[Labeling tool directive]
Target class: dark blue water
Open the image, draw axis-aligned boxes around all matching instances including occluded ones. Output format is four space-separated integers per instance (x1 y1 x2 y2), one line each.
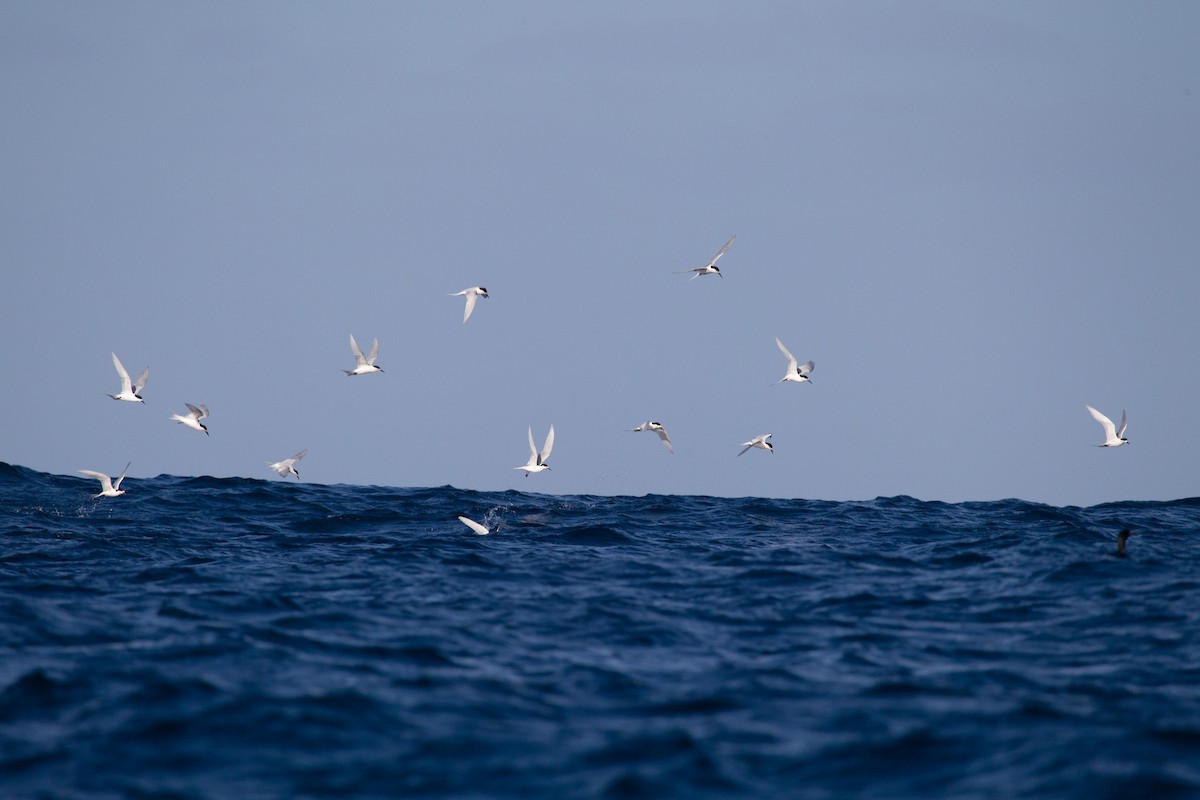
2 462 1199 799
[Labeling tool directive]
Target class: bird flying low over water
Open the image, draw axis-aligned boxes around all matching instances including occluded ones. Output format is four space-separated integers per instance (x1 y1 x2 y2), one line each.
515 425 554 476
450 287 489 323
108 352 149 402
344 334 383 376
79 462 131 497
1085 405 1129 447
170 403 209 435
458 515 490 535
737 433 773 457
775 337 814 385
269 448 308 479
630 421 673 453
677 235 735 279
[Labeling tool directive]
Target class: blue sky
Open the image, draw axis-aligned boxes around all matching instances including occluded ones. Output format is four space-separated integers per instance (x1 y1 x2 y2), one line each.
2 2 1197 505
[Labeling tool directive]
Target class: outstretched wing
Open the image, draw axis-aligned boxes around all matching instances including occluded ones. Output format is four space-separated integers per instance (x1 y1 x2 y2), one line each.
132 368 149 394
292 448 308 462
113 461 131 490
79 469 114 493
463 292 478 323
458 515 490 535
654 426 673 453
1117 410 1128 439
707 235 735 267
540 425 555 463
366 338 379 365
349 334 366 365
797 360 815 377
111 352 132 392
1085 405 1116 440
775 337 797 371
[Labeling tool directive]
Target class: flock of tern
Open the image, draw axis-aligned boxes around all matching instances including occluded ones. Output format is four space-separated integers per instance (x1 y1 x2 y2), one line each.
79 241 1130 521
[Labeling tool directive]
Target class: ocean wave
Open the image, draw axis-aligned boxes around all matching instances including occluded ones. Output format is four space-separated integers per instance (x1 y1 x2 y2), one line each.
2 462 1199 798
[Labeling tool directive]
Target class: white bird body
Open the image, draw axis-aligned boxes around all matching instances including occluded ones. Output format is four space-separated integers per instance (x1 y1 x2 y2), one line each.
738 433 774 457
170 403 209 435
515 425 554 476
775 337 815 384
1086 405 1129 447
269 448 308 478
677 235 735 279
108 352 149 402
344 335 383 375
79 462 131 497
450 287 489 323
458 515 490 535
630 421 673 453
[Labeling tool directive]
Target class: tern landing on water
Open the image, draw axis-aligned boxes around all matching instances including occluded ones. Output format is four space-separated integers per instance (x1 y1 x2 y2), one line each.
79 462 131 498
515 425 554 476
170 403 209 435
108 352 149 402
269 448 308 479
737 433 773 457
775 337 814 385
344 334 383 376
630 421 673 453
1085 405 1129 447
676 235 735 279
450 287 489 323
458 515 490 536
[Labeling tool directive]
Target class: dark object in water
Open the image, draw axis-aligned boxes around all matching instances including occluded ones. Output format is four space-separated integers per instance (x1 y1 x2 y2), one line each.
1115 528 1132 557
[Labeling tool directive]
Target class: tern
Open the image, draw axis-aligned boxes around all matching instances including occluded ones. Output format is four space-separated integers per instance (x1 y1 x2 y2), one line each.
450 287 489 323
458 515 490 536
677 235 735 279
737 433 773 457
775 337 815 384
1085 405 1129 447
269 448 308 479
514 425 554 476
108 352 149 402
630 421 673 453
79 462 131 498
170 403 210 435
344 334 383 376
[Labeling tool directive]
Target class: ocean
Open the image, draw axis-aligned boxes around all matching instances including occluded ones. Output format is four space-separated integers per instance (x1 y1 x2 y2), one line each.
2 461 1198 799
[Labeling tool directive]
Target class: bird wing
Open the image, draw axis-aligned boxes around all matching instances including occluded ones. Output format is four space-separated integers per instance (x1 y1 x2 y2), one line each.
1117 410 1128 439
132 368 149 394
655 427 673 453
113 461 131 490
797 360 815 376
349 334 366 365
292 448 308 462
737 443 753 457
707 235 735 267
111 352 132 392
185 403 205 419
1086 405 1116 441
458 515 490 535
463 292 478 323
540 425 555 463
775 337 797 371
367 338 379 365
630 422 649 432
79 470 114 493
